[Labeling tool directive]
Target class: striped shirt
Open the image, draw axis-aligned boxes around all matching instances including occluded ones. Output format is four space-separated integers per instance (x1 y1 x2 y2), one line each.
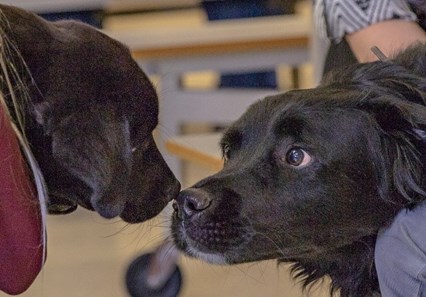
314 0 426 43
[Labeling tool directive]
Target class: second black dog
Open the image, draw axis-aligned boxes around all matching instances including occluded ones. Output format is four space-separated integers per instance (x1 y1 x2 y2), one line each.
1 5 180 223
172 44 426 297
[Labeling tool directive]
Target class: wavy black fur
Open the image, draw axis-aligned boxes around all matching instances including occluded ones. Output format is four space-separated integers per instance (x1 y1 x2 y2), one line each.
0 4 180 223
288 44 426 297
172 43 426 297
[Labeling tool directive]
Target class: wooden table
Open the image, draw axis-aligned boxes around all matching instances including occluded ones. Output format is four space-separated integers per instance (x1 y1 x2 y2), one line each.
115 15 310 61
165 132 223 172
106 13 311 180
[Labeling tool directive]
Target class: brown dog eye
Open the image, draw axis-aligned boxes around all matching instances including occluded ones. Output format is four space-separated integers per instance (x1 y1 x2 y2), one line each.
286 148 311 167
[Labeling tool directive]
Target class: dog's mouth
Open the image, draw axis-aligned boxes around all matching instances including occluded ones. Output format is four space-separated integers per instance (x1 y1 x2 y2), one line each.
172 217 230 264
117 177 181 223
47 191 79 214
173 216 326 264
172 220 229 264
46 174 181 223
171 200 326 264
171 208 255 264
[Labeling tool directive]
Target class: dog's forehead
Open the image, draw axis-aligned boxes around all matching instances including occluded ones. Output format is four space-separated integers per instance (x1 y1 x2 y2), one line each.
230 88 372 147
12 13 160 131
239 89 347 124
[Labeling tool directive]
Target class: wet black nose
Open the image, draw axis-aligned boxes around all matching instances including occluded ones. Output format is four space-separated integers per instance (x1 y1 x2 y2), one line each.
174 188 212 219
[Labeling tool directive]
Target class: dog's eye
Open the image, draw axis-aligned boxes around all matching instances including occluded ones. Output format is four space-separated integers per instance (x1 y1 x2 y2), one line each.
286 148 311 167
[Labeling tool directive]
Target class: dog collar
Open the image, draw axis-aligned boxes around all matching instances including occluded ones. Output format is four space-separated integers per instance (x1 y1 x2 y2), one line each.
0 104 44 295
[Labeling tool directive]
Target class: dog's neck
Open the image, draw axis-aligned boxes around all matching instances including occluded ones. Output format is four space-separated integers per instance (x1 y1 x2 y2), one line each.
284 235 379 297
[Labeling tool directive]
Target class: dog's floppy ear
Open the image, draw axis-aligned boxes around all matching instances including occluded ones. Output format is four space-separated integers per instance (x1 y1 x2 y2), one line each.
358 94 426 205
323 43 426 101
392 42 426 77
323 45 426 205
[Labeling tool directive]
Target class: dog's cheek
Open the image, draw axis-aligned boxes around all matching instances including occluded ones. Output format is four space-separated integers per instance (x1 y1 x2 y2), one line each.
50 109 133 219
51 134 130 218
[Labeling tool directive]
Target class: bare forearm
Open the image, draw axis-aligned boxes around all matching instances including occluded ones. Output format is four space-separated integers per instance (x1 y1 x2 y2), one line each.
346 19 426 62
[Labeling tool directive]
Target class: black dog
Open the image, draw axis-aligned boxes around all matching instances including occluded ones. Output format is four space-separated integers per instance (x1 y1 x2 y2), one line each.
0 5 180 223
172 43 426 297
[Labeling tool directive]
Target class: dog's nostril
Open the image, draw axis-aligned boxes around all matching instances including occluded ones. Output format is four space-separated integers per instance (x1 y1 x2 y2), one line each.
183 195 211 217
176 189 212 218
175 189 212 219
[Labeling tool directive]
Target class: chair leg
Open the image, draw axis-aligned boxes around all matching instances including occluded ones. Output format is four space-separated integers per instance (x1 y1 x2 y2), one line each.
126 241 182 297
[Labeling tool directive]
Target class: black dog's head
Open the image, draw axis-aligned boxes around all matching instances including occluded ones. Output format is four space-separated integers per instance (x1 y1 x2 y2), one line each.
172 44 426 296
1 5 180 223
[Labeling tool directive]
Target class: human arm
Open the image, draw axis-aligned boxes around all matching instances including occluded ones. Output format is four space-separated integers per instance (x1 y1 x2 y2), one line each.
315 0 426 62
346 19 426 62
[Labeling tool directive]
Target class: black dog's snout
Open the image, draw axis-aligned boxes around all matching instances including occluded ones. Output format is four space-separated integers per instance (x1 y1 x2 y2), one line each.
174 188 212 219
166 179 182 201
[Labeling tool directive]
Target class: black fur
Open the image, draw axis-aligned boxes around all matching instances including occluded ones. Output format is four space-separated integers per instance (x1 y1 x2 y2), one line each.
1 5 180 223
172 43 426 296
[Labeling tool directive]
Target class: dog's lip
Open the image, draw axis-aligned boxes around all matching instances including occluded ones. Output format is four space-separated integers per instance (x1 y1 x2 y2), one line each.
173 214 319 262
172 200 180 219
173 215 248 254
167 182 181 202
47 191 79 214
120 190 177 223
174 222 225 261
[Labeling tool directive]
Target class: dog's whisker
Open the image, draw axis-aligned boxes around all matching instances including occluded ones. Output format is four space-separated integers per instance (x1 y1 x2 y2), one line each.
127 228 155 251
158 239 178 263
102 223 134 238
255 232 288 258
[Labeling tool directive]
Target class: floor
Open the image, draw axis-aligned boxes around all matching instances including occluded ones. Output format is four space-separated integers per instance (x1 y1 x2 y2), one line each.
1 3 334 297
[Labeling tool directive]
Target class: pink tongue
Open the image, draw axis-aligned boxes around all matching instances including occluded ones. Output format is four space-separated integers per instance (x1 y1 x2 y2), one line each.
0 106 44 295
